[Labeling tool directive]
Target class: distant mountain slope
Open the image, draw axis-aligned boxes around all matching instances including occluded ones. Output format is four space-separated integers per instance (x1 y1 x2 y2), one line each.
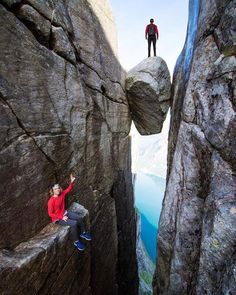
134 173 165 262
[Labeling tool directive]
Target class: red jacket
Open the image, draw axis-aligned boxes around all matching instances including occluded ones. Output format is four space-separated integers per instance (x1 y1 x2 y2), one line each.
145 24 159 38
48 182 74 222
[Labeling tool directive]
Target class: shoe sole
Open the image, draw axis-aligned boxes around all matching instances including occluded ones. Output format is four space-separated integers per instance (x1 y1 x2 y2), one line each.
81 237 91 241
74 243 86 251
77 247 85 251
80 235 92 241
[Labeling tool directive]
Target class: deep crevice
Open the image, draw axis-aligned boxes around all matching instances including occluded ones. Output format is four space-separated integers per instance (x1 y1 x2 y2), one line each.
206 70 236 82
79 56 126 94
84 82 127 106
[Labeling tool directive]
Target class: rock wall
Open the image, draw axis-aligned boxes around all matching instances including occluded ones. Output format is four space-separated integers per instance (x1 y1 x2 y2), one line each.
112 141 139 295
0 0 138 294
0 203 91 295
153 0 236 294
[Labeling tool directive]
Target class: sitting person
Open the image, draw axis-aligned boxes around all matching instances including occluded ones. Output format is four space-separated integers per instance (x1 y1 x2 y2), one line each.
48 174 91 251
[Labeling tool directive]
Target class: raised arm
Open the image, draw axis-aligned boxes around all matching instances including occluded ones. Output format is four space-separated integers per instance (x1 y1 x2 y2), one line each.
63 182 74 194
62 174 76 195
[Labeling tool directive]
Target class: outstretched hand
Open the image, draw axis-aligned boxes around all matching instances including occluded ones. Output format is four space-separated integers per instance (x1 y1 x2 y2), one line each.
70 174 76 183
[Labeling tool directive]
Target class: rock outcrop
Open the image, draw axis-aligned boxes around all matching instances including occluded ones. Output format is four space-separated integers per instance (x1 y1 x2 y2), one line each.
0 0 138 294
0 203 90 294
153 0 236 294
126 57 171 135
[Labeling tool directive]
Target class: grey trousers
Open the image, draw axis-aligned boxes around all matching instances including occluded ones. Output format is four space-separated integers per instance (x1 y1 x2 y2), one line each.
56 210 85 242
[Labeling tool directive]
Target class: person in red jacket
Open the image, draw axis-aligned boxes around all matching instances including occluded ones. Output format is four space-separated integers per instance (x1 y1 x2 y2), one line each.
145 18 159 57
48 174 91 251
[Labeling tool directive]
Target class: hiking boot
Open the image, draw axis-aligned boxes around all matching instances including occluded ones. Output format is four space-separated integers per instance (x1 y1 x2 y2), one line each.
74 240 86 251
80 232 92 241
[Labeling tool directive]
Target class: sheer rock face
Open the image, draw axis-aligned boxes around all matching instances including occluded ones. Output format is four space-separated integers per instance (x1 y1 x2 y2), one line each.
0 1 138 294
111 143 139 295
153 0 236 294
126 57 171 135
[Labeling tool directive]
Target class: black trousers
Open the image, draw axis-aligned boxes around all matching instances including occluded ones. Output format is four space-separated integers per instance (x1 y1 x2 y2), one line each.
56 210 85 242
148 36 157 57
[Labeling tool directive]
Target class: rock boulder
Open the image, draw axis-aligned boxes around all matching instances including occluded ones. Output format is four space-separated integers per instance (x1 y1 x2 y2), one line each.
126 57 171 135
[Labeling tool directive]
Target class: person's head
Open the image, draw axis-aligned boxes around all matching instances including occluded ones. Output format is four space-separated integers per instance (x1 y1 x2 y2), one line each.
150 18 154 23
50 184 62 196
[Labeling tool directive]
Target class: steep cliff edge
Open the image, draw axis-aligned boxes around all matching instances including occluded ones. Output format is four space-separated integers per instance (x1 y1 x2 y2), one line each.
153 0 236 294
0 0 138 294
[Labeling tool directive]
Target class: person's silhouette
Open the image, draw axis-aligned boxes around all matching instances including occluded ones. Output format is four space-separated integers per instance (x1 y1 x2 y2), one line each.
145 18 159 57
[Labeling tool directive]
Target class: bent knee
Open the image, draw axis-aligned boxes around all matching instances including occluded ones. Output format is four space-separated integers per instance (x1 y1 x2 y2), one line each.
69 220 78 227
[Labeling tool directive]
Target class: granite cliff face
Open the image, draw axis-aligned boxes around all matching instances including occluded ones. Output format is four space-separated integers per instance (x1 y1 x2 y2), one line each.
153 0 236 294
0 0 138 294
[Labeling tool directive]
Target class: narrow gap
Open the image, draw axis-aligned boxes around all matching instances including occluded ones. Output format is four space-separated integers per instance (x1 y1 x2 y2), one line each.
110 0 189 293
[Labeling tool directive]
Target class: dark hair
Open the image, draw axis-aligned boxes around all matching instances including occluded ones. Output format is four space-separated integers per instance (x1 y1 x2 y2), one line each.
150 18 154 23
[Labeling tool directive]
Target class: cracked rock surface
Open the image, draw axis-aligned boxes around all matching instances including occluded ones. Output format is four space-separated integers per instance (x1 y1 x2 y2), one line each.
0 1 138 294
153 0 236 294
126 56 171 135
0 203 90 295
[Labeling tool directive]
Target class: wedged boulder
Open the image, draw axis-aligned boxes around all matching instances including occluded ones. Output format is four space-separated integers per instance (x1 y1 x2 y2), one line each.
126 56 171 135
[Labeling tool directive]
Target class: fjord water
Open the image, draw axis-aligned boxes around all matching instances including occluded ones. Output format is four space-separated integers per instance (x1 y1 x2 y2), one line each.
134 173 166 262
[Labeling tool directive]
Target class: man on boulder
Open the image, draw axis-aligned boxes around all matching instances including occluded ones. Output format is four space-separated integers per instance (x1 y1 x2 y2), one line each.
145 18 159 57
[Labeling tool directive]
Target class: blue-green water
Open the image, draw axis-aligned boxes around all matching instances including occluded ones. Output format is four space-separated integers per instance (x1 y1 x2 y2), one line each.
134 173 166 263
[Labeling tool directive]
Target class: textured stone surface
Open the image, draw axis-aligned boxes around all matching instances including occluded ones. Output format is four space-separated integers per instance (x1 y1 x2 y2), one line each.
51 26 76 64
17 4 51 47
111 139 139 295
87 0 118 56
153 0 236 294
126 57 171 135
24 0 74 34
0 203 91 295
0 0 21 8
214 0 236 56
0 1 138 294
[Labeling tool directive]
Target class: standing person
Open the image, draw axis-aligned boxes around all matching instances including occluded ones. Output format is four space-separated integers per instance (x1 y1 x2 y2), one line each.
145 18 159 57
48 174 92 251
